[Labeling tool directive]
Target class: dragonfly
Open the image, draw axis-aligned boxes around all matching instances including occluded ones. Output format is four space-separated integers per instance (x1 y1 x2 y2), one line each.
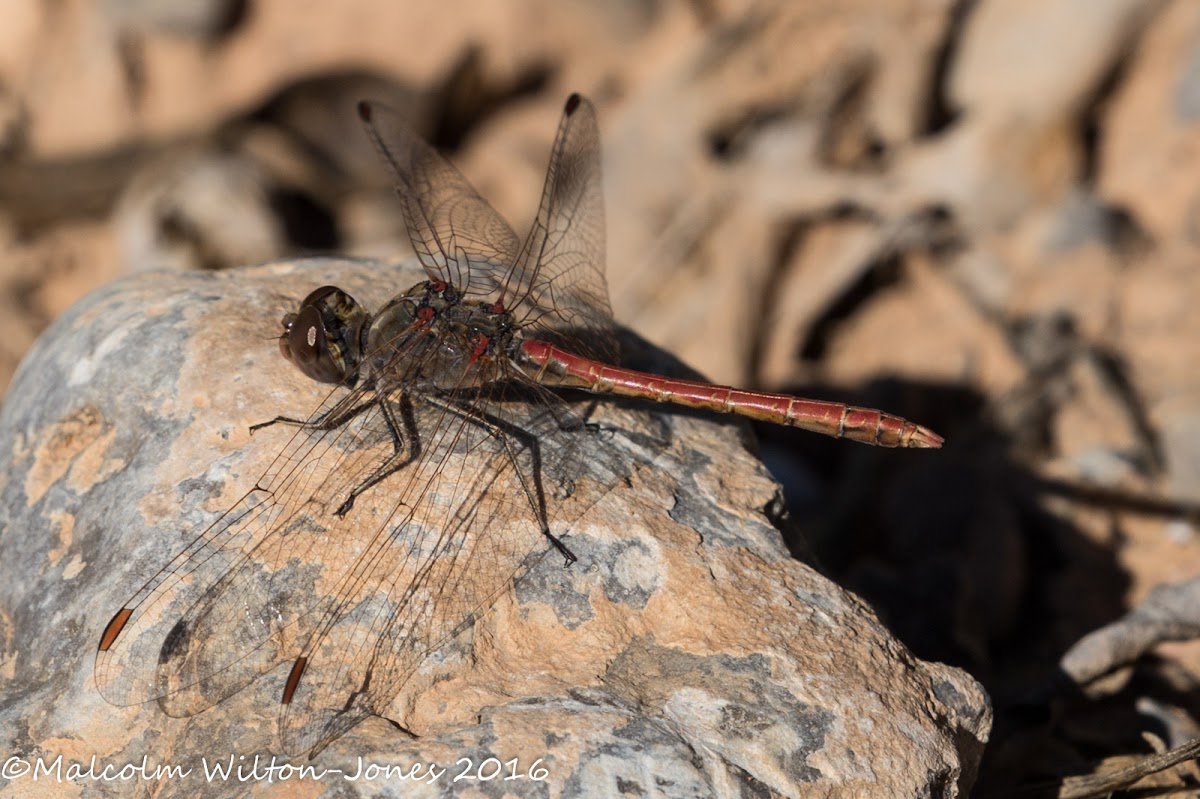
95 93 942 758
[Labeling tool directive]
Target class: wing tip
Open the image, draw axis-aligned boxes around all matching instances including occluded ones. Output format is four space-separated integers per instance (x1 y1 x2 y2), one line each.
356 100 373 123
564 92 582 115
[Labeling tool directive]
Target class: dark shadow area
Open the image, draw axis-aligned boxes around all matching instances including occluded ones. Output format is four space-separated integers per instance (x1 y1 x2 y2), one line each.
268 187 340 252
428 46 553 153
980 662 1200 795
750 373 1200 797
919 0 978 136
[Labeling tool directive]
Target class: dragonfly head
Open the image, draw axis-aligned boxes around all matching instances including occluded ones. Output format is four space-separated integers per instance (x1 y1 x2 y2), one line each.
279 286 368 385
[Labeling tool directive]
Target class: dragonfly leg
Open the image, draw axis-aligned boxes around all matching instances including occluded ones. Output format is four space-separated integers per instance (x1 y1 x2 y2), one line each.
249 393 381 434
424 394 577 567
333 395 421 517
250 390 423 517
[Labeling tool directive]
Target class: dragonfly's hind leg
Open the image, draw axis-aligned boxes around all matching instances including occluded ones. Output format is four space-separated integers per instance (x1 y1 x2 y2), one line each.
424 395 577 567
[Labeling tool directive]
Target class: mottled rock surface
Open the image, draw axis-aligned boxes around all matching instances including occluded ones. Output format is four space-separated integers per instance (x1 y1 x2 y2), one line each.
0 259 987 797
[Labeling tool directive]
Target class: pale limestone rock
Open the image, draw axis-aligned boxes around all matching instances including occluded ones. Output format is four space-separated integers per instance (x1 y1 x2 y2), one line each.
0 258 988 798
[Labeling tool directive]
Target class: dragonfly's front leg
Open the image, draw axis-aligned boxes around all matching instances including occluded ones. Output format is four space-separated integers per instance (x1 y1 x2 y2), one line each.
249 392 380 435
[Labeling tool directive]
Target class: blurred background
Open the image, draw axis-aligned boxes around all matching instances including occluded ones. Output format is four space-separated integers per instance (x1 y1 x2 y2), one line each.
2 0 1199 792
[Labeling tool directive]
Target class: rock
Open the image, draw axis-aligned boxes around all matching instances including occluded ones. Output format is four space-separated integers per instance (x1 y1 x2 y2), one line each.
103 0 247 40
114 145 286 273
1061 576 1200 690
1100 0 1200 244
0 258 988 797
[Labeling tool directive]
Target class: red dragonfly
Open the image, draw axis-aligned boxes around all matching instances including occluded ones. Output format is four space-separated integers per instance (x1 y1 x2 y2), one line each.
95 93 941 757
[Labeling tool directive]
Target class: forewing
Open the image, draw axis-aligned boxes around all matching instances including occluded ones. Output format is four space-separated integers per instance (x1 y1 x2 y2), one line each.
508 94 616 363
358 100 522 296
93 381 421 714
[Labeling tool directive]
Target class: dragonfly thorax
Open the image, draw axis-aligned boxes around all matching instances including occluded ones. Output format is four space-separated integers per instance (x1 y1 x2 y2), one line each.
363 280 517 391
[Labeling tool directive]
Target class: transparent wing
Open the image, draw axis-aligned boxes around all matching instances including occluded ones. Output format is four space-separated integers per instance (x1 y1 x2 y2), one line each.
277 391 551 755
507 94 616 364
278 381 628 757
357 100 523 296
93 327 454 712
93 382 403 710
360 94 615 364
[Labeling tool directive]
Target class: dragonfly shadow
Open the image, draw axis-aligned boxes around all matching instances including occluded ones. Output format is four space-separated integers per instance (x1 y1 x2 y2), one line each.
748 376 1187 796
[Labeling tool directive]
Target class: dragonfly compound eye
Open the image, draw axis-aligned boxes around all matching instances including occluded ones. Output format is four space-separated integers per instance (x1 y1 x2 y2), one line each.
280 286 368 385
